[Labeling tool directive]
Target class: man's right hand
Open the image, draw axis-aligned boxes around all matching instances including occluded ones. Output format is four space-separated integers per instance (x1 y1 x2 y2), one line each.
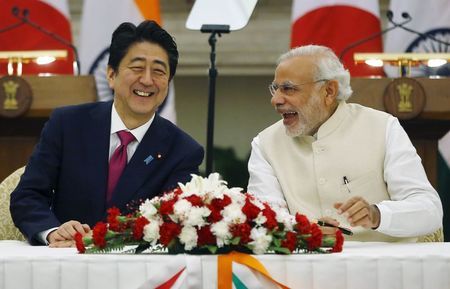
317 216 339 237
48 220 90 247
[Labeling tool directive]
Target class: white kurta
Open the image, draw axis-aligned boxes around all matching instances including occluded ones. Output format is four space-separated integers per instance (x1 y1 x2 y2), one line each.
248 101 442 241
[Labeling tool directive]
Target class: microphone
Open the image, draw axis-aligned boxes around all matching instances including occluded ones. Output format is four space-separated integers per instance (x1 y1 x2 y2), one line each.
10 6 80 75
0 7 24 33
386 11 450 47
339 11 412 61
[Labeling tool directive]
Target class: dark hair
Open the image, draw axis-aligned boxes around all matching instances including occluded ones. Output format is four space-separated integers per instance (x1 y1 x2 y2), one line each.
108 20 178 80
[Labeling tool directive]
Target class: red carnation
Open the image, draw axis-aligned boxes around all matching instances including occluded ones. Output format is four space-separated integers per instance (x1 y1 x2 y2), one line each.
92 222 108 248
159 222 182 246
207 195 232 223
262 204 278 230
207 204 223 222
173 187 183 196
331 230 344 253
231 223 252 244
307 223 323 251
197 226 216 246
107 207 121 232
159 198 177 216
295 213 311 234
74 232 86 253
242 196 261 220
210 195 232 209
185 195 203 207
281 231 297 252
133 216 150 240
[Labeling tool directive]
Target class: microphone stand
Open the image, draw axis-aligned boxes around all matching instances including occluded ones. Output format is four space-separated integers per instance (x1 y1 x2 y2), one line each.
386 12 450 47
385 11 450 75
339 12 412 61
11 7 80 75
200 24 230 176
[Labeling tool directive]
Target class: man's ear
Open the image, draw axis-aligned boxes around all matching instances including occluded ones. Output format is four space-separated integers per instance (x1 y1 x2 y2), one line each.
324 80 339 106
106 66 116 89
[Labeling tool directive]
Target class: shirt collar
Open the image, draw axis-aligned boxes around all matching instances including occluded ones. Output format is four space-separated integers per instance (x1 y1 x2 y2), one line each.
110 103 155 143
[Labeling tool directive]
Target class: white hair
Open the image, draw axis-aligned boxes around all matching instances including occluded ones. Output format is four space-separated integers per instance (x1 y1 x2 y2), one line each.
277 45 353 101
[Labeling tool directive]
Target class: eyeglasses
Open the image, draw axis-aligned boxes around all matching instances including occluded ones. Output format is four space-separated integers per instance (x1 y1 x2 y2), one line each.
268 79 328 96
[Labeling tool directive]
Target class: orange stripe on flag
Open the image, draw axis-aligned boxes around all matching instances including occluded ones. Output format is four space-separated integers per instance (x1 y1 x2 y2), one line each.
134 0 162 25
218 252 290 289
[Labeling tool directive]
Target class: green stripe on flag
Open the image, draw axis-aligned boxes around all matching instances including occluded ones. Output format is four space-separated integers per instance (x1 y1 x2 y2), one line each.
232 273 249 289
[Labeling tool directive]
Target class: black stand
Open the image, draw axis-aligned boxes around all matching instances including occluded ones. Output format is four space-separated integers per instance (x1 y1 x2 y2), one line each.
201 24 230 175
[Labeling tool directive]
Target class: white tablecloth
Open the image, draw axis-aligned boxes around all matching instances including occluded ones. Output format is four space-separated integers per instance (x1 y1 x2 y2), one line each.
0 240 449 289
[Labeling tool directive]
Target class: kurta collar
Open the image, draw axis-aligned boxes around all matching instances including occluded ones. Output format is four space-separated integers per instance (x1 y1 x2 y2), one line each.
316 100 348 140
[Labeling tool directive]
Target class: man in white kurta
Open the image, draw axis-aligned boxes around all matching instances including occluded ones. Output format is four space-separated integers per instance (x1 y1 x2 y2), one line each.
247 45 442 242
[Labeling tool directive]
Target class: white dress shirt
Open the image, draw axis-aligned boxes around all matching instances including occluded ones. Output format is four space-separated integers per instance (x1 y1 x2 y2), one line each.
109 103 154 161
248 117 443 237
39 103 155 244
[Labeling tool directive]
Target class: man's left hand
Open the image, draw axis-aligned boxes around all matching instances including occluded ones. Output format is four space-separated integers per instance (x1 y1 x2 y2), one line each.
49 240 75 248
334 196 380 229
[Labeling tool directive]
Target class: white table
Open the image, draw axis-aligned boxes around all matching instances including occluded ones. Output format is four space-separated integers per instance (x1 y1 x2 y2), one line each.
1 240 449 289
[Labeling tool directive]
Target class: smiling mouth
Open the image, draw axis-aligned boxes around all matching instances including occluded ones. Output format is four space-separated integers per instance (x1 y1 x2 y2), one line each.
133 89 155 97
282 111 298 119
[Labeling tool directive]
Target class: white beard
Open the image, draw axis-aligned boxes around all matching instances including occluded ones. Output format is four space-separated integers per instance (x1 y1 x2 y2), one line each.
284 93 330 137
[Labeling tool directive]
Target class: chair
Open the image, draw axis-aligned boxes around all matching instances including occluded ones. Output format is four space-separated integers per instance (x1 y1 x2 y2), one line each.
417 227 444 242
0 166 26 240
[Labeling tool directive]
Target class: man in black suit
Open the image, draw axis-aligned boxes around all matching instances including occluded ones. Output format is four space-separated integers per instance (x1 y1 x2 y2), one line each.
10 21 204 246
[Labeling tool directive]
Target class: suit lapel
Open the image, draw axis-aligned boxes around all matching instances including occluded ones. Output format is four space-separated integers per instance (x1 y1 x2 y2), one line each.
109 115 171 209
84 102 112 215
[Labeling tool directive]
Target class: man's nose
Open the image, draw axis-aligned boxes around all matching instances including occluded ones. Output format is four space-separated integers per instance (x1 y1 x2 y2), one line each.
271 92 285 106
140 69 154 85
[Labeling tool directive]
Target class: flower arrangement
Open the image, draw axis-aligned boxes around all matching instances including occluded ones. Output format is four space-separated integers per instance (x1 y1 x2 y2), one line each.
75 174 343 254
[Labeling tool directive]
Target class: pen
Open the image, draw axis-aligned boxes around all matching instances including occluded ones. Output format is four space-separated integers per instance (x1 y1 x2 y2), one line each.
317 220 353 236
343 176 351 193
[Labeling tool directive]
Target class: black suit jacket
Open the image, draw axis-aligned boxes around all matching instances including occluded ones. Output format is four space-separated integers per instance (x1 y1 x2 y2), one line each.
10 101 204 244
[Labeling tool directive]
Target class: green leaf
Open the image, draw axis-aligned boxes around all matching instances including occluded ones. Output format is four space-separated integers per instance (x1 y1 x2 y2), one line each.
321 236 335 247
273 238 281 247
206 245 218 254
231 236 241 245
272 247 291 254
272 231 285 238
85 243 125 254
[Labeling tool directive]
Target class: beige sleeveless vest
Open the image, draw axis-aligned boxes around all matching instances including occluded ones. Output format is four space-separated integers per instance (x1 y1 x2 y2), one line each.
259 101 415 242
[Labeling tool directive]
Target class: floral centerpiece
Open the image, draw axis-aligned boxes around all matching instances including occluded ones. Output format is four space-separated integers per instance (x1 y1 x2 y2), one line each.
75 173 343 254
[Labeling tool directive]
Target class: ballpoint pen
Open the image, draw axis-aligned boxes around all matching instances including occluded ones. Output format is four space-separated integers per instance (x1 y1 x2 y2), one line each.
317 220 353 236
343 176 351 193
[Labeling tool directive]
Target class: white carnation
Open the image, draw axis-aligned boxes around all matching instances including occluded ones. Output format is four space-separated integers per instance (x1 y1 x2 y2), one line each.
222 203 246 224
179 225 198 251
274 207 295 231
254 212 267 226
173 199 192 221
139 199 158 219
143 221 160 246
249 227 272 254
227 189 245 205
211 220 232 247
185 206 211 227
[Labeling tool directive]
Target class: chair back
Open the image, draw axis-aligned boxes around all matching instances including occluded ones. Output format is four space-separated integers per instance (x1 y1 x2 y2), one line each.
0 166 26 240
417 227 444 242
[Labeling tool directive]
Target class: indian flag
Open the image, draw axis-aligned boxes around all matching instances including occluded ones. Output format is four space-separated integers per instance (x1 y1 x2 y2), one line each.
79 0 176 123
291 0 384 77
0 0 74 75
384 0 450 77
385 0 450 241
